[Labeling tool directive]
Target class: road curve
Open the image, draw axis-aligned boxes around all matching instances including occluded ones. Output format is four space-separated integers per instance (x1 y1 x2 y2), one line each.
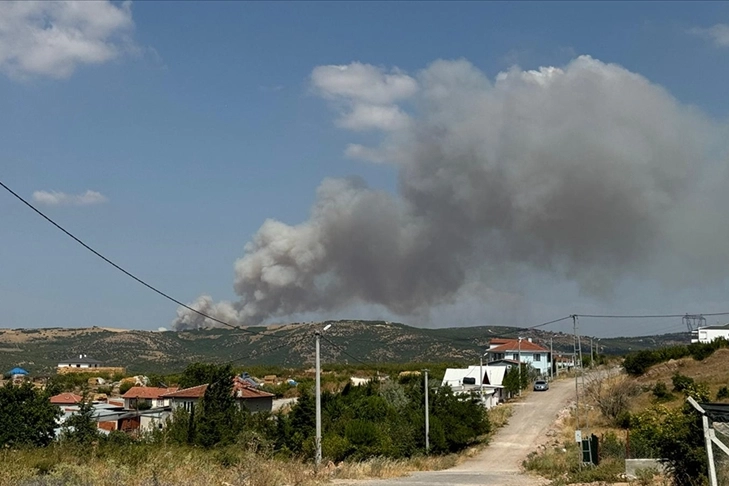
334 377 575 486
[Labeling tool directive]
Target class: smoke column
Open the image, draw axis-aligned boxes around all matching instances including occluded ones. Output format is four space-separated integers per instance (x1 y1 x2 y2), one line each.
173 56 729 330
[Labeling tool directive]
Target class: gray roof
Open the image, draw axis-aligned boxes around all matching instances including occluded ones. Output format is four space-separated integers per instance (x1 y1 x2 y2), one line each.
59 356 102 365
699 324 729 331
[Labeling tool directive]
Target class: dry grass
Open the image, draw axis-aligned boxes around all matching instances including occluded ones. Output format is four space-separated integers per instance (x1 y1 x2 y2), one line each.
487 403 514 429
0 446 326 486
330 454 460 480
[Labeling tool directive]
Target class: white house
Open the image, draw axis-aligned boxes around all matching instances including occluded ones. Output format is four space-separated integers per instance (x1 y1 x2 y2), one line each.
441 365 506 408
57 354 102 370
692 324 729 344
486 338 550 376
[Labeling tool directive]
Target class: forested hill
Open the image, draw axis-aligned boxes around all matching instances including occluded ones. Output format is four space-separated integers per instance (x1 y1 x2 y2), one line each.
0 320 688 374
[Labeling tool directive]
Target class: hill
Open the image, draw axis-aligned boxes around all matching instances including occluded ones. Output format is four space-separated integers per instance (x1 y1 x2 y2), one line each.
0 320 690 375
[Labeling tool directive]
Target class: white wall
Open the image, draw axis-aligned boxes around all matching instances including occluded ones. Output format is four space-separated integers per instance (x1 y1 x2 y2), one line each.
697 327 729 344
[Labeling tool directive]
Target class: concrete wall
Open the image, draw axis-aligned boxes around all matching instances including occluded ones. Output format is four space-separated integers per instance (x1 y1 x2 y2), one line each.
625 459 666 479
57 366 125 375
241 397 273 413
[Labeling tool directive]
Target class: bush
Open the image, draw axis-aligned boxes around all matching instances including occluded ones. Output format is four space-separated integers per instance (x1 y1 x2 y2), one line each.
600 431 626 461
717 386 729 400
672 373 695 393
118 381 134 395
652 382 674 402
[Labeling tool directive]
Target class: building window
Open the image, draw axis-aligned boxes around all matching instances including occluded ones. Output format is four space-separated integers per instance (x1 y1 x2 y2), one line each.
512 354 519 360
534 354 541 362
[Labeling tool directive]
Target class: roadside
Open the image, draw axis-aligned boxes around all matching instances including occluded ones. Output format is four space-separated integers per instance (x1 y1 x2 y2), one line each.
333 377 576 486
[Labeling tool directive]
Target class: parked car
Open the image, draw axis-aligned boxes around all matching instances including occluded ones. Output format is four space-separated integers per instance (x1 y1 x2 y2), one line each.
533 380 549 391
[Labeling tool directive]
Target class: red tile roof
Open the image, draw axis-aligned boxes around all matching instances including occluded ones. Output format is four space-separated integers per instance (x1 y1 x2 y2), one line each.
233 380 275 399
50 392 83 405
488 339 548 353
161 380 274 400
122 386 178 399
162 384 207 399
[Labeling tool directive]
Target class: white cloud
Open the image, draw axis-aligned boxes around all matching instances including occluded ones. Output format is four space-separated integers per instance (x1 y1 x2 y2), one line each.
689 24 729 48
0 1 135 79
311 62 417 133
311 62 418 104
32 190 108 206
337 104 411 131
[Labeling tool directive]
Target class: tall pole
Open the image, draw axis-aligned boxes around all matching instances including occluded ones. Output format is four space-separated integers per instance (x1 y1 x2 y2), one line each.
423 369 430 453
550 336 554 381
479 355 484 402
590 337 594 367
518 337 523 396
315 330 322 467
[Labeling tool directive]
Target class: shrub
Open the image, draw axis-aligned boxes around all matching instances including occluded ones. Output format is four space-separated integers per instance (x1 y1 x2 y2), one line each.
118 381 134 395
652 381 674 402
585 369 639 425
717 386 729 400
672 373 695 393
600 431 626 461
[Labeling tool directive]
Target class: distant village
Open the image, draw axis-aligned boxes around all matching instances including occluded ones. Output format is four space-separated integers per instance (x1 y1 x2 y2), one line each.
1 336 585 438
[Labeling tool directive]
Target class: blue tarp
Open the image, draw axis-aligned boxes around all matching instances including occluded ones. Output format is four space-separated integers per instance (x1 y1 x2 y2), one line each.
9 367 29 375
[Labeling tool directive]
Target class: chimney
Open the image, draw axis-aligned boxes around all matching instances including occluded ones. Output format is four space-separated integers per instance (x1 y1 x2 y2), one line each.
528 338 532 343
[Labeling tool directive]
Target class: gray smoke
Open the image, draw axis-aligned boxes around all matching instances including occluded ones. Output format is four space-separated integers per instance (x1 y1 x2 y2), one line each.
172 56 729 330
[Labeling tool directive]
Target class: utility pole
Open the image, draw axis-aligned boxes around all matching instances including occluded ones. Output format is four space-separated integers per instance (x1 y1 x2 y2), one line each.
518 337 523 396
479 354 484 402
550 336 554 381
423 369 430 453
315 323 332 468
590 337 594 368
315 330 322 467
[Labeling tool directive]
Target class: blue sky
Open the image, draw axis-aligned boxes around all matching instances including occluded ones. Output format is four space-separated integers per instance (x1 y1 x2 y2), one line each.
1 2 728 337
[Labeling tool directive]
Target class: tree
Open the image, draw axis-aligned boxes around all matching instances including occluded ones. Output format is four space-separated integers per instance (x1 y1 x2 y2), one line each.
179 362 222 389
62 397 99 445
0 382 60 447
585 368 640 425
195 364 243 447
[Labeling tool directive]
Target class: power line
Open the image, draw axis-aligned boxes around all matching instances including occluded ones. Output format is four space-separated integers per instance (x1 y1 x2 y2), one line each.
527 315 573 329
577 311 729 319
320 334 370 366
0 179 274 338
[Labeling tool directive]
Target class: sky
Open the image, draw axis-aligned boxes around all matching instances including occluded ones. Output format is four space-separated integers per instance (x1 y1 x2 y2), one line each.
1 1 729 338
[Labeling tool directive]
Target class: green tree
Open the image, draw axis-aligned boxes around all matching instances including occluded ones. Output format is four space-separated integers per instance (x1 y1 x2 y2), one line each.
195 364 243 447
0 382 60 447
118 381 134 395
179 362 222 389
62 395 99 445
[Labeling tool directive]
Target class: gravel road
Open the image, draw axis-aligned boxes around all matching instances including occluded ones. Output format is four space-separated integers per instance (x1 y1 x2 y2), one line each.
334 377 576 486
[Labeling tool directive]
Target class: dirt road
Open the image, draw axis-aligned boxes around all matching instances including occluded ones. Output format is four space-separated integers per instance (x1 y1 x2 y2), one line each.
335 378 575 486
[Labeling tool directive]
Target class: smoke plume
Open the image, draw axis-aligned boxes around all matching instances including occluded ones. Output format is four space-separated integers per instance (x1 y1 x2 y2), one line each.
173 56 729 330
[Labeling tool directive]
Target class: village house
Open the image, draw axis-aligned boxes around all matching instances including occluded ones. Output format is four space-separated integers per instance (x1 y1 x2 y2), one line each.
441 365 507 408
162 376 274 413
49 392 83 406
692 324 729 344
57 354 103 370
485 338 551 376
121 386 178 410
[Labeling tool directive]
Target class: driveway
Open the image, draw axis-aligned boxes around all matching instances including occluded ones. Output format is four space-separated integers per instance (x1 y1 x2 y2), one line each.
335 378 575 486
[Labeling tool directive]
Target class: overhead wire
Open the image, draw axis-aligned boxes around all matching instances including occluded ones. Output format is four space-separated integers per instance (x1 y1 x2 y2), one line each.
0 179 290 340
7 178 729 359
320 334 370 366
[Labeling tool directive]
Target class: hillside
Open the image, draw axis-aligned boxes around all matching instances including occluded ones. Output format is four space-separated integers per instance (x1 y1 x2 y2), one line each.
0 320 690 375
